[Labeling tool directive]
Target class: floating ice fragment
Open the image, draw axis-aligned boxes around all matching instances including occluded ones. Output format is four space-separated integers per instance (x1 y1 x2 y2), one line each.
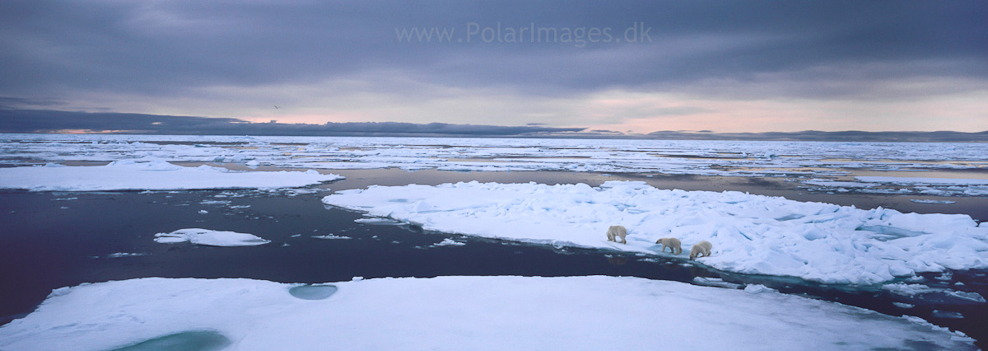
892 302 915 309
354 217 403 225
312 234 351 240
931 310 964 319
105 252 149 258
432 238 466 247
154 228 271 247
944 290 986 303
910 199 956 205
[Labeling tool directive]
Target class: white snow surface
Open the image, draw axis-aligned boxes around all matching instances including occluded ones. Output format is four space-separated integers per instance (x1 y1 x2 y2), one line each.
323 181 988 284
154 228 271 247
0 276 976 351
0 160 342 191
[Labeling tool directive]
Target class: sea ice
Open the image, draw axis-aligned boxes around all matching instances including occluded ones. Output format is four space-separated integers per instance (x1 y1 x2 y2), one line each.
353 217 404 225
311 234 351 240
0 276 975 350
892 302 915 309
154 228 271 247
0 160 343 191
910 199 957 204
857 176 988 186
323 181 988 284
431 238 465 247
104 252 149 259
3 134 986 194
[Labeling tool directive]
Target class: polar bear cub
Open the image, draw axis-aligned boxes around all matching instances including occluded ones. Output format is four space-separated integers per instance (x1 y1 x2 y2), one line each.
690 241 713 260
606 225 627 244
655 238 682 254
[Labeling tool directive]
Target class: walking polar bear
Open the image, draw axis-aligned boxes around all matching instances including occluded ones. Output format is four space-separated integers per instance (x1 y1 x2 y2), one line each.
690 241 713 260
606 225 627 244
655 238 682 254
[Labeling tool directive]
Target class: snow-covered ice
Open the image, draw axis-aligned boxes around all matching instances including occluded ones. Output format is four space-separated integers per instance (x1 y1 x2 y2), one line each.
154 228 271 247
323 181 988 284
0 160 343 191
0 276 976 351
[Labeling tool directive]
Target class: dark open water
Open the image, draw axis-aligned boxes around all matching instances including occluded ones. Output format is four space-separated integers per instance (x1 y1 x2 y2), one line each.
1 169 986 348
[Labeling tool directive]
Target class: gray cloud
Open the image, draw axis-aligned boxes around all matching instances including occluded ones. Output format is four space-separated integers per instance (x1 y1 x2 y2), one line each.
2 0 985 102
0 108 584 136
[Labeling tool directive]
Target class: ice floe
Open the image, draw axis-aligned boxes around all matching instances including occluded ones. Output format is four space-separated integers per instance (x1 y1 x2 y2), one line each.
104 252 149 259
353 217 404 225
0 276 976 350
154 228 271 247
910 199 957 204
323 181 988 284
0 160 342 191
431 238 466 247
893 302 915 309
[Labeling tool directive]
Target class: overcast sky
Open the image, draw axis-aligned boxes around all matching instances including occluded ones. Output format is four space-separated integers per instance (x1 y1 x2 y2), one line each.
1 1 986 133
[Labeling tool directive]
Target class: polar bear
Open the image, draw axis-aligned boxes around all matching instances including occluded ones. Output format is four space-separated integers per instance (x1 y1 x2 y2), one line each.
655 237 682 254
606 225 627 244
690 241 712 260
